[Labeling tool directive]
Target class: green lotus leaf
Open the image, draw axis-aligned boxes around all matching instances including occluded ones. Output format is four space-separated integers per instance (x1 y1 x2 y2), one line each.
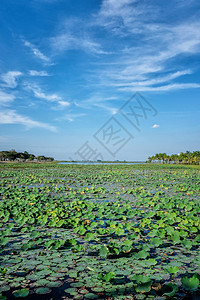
150 237 163 247
85 293 98 299
135 250 149 259
135 281 152 293
99 245 109 258
47 281 63 288
103 272 115 282
167 266 179 274
64 288 78 295
68 271 77 278
131 275 151 284
35 287 51 294
91 287 104 292
0 237 9 246
13 289 29 298
70 282 84 287
181 275 199 291
163 283 178 297
34 279 50 286
115 227 125 236
0 285 10 292
171 232 181 244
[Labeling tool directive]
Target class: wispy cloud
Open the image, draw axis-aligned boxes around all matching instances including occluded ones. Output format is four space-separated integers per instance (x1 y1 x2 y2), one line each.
101 70 192 88
58 100 70 107
99 0 138 20
29 70 50 76
93 103 118 115
90 1 200 92
74 94 119 113
0 109 56 131
24 40 50 62
63 113 86 122
50 18 110 55
152 124 160 128
1 71 22 88
51 33 108 55
119 83 200 92
24 83 71 109
0 91 15 106
25 83 61 101
49 1 200 93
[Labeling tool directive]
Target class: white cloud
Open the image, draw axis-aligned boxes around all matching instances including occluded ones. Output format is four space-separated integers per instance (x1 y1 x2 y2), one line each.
29 70 50 76
50 17 110 55
102 70 192 88
99 0 137 18
73 95 119 113
93 103 118 115
0 110 56 131
0 91 15 106
118 83 200 92
152 124 160 128
24 40 50 62
92 1 200 92
58 101 70 107
51 33 108 55
25 84 62 101
1 71 22 88
98 0 154 35
64 113 86 122
24 83 71 109
33 90 61 101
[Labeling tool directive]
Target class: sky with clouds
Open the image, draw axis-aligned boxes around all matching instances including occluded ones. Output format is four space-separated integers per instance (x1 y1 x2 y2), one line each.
0 0 200 160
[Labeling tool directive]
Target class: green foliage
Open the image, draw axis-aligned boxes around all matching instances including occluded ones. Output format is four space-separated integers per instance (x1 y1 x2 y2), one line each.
13 289 29 298
99 245 109 258
182 275 199 291
98 272 115 282
163 283 178 297
0 163 199 299
167 266 179 274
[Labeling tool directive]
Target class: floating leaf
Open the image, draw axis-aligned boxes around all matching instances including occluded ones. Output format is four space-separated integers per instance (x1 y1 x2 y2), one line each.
167 266 179 274
163 283 178 297
99 245 109 258
36 287 51 294
85 293 98 299
150 237 163 247
131 275 151 284
135 281 152 293
182 275 199 291
103 272 115 282
13 289 29 298
135 250 149 259
64 288 78 296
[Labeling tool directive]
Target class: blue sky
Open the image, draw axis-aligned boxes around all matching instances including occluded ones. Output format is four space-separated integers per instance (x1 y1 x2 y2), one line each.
0 0 200 160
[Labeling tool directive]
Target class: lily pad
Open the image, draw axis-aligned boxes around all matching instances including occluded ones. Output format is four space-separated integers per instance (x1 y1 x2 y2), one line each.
181 275 199 291
13 289 29 298
35 287 51 294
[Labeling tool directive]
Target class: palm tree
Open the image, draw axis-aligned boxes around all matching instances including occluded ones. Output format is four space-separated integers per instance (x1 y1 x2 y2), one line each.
148 151 200 165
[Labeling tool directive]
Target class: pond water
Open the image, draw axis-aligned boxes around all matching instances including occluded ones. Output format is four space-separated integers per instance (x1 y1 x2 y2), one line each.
58 161 146 165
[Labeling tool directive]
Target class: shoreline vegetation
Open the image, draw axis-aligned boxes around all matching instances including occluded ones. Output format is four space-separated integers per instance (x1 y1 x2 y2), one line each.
0 149 199 165
148 151 200 165
0 150 54 162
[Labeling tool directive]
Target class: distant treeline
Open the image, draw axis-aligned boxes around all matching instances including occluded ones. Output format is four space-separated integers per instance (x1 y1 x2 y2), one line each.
0 150 54 162
148 151 200 165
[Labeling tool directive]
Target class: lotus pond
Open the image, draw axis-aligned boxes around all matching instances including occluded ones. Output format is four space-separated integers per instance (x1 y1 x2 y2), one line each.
0 163 200 299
